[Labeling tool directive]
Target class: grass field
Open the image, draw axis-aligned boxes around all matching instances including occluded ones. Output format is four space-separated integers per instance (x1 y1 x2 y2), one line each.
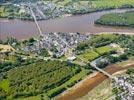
95 46 115 55
91 0 134 9
58 0 134 9
77 45 115 62
95 11 134 27
0 79 9 92
78 49 99 62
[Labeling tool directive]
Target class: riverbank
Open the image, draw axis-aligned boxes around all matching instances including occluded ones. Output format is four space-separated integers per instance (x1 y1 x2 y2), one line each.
78 68 130 100
99 32 134 35
1 0 134 21
55 61 134 100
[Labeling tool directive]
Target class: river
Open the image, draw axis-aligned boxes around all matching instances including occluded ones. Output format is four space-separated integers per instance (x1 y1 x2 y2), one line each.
0 8 134 40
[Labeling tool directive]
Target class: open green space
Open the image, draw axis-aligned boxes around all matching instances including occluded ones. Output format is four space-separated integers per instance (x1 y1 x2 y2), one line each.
78 49 99 62
0 79 9 92
76 34 119 51
0 60 90 99
76 33 134 65
90 0 134 9
95 46 115 55
95 11 134 27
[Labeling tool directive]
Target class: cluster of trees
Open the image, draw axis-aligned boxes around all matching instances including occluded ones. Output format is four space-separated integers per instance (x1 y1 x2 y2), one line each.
0 52 38 78
22 38 36 46
77 34 134 58
108 54 128 63
0 60 81 99
77 34 134 69
126 68 134 75
76 34 119 51
0 58 36 74
95 53 128 69
117 34 134 56
0 37 20 50
39 48 50 57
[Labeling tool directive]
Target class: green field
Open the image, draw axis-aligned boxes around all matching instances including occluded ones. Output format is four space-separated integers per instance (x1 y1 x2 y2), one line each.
0 79 9 92
76 34 120 62
77 46 115 62
78 49 99 62
76 34 119 51
0 60 91 99
95 11 134 27
95 46 115 55
91 0 134 9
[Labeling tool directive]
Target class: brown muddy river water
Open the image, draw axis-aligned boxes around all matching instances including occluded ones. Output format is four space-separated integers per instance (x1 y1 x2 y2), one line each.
0 9 134 40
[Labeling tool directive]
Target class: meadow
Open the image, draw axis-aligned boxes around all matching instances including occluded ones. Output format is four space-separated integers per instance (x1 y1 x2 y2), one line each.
78 49 99 62
95 46 115 55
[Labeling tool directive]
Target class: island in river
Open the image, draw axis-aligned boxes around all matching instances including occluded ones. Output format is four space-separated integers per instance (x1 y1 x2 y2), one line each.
95 11 134 27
